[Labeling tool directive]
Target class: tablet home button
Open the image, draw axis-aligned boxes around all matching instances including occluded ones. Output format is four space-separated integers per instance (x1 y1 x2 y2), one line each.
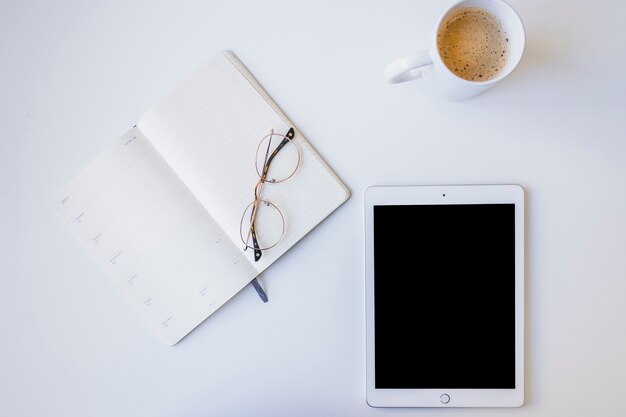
440 393 450 404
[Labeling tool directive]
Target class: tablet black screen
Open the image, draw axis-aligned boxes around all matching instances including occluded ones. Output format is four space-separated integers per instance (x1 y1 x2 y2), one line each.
373 204 516 389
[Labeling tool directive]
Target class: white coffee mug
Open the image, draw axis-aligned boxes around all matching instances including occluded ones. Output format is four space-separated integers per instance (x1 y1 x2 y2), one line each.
385 0 525 101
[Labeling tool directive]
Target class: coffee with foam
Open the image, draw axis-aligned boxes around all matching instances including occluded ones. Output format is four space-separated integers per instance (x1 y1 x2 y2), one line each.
437 7 510 82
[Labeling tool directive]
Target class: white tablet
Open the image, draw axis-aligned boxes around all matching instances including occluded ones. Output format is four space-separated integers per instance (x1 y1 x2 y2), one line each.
365 185 524 407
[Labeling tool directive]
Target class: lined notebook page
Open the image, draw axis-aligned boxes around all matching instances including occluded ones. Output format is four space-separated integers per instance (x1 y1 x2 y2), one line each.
138 52 349 272
54 128 256 345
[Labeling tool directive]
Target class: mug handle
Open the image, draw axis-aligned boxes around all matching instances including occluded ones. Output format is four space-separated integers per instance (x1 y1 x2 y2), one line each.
385 50 433 83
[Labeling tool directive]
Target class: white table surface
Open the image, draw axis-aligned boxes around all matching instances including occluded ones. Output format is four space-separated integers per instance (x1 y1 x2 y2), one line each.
2 0 625 416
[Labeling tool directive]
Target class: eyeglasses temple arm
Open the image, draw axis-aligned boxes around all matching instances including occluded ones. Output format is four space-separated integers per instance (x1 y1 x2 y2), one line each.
262 128 295 175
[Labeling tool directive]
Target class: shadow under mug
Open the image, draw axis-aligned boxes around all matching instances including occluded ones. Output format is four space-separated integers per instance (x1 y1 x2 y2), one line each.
385 0 525 101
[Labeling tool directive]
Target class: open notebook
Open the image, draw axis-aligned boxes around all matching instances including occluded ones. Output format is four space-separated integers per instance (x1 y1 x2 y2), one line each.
55 51 349 345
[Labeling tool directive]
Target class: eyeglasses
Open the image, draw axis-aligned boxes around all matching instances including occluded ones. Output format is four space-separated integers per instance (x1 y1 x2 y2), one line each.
239 127 300 301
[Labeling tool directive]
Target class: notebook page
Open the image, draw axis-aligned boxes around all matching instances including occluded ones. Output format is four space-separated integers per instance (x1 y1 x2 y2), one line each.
138 52 349 272
224 51 350 198
54 127 256 345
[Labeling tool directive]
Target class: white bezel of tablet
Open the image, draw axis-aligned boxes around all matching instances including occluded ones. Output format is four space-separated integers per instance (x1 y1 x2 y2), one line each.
365 185 524 408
